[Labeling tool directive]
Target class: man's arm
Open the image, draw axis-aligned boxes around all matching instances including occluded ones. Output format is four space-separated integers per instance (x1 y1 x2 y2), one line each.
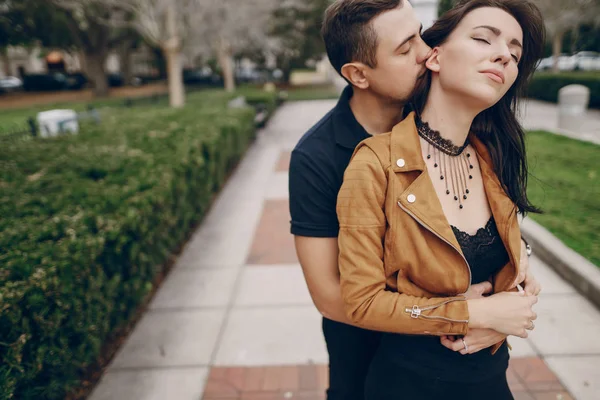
294 236 356 325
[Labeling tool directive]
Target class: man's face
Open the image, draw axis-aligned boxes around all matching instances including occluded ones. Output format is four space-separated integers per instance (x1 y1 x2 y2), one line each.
364 2 431 103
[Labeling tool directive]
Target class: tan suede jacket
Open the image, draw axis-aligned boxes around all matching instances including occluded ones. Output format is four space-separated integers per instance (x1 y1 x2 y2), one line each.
337 112 521 348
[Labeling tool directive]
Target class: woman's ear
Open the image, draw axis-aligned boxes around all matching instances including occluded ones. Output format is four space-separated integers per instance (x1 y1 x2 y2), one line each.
341 63 370 90
425 47 442 73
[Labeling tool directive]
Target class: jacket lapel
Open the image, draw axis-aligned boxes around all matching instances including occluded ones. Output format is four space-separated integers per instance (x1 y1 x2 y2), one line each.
391 113 463 252
390 113 521 275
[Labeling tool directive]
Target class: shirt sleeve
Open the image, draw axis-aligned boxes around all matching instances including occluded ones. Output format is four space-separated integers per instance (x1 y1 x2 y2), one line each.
289 150 339 237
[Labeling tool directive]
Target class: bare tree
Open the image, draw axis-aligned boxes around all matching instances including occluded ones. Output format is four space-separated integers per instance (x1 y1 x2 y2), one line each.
190 0 278 92
532 0 600 72
52 0 133 96
127 0 201 107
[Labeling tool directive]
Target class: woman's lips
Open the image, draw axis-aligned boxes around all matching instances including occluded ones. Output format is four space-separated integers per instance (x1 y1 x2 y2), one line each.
481 70 505 84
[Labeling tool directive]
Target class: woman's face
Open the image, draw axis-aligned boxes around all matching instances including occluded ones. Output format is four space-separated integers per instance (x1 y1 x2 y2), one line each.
430 7 523 108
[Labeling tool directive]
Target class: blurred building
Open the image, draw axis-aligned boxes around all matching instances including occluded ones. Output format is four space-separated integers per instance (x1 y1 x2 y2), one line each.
412 0 440 30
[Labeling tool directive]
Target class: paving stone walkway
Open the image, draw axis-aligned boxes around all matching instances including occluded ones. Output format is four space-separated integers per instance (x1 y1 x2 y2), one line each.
89 99 600 400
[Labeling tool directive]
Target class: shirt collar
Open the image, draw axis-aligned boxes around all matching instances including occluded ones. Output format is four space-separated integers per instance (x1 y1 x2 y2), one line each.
333 86 371 149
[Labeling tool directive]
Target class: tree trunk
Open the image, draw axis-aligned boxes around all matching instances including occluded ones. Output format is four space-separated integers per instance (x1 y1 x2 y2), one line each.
78 50 88 75
1 47 11 76
164 2 184 108
217 40 235 92
85 51 109 97
164 46 185 108
552 30 563 74
119 42 134 86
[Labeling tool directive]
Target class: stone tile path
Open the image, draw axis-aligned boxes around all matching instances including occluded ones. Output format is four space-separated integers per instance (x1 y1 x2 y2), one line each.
89 99 600 400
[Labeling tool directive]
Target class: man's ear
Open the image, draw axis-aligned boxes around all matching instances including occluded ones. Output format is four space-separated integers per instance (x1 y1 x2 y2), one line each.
425 47 442 73
340 62 370 90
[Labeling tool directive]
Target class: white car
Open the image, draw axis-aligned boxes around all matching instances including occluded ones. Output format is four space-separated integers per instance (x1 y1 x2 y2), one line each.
535 54 574 71
536 52 600 72
0 76 23 93
572 51 600 71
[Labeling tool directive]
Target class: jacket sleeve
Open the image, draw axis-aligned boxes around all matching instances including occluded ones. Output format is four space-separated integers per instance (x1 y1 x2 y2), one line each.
337 145 470 336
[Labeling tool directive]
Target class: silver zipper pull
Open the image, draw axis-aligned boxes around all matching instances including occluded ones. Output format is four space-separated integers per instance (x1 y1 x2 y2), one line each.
406 305 421 318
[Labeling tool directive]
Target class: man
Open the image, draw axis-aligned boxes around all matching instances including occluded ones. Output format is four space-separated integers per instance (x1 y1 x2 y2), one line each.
289 1 538 399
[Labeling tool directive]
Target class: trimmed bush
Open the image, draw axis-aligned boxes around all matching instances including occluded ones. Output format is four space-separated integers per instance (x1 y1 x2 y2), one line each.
0 90 274 399
528 72 600 109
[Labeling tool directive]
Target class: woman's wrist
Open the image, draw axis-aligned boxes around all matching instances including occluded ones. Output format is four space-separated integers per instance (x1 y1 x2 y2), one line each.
467 298 492 329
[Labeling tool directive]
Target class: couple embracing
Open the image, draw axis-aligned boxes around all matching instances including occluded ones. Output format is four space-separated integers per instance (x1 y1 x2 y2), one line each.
289 0 545 399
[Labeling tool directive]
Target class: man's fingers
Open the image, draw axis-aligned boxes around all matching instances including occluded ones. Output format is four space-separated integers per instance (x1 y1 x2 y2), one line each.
473 281 493 295
440 336 464 352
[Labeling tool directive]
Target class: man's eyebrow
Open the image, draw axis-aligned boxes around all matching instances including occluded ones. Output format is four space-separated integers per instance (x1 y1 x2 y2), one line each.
474 25 522 48
395 24 424 51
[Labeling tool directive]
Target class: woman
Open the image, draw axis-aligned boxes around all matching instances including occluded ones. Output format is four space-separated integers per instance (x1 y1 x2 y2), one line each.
336 0 545 399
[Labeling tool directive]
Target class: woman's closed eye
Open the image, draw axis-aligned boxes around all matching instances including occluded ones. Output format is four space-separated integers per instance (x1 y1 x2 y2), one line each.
473 37 519 63
473 37 490 44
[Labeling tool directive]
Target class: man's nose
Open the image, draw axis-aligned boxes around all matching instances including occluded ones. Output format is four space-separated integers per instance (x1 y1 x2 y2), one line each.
417 42 433 64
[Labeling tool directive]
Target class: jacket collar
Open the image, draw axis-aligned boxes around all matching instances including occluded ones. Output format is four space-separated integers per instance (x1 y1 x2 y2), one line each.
393 112 519 268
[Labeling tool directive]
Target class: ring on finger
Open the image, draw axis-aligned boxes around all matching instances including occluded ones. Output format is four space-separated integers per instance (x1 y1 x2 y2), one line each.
461 338 468 352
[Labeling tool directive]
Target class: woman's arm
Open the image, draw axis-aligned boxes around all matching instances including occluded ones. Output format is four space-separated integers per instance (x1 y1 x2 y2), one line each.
337 145 469 336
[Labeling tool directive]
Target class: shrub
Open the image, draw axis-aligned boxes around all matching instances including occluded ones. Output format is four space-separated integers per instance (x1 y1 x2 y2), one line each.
528 72 600 109
0 90 272 399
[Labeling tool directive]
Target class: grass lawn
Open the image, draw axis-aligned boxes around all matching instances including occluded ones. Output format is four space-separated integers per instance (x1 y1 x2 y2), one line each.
527 130 600 266
0 97 139 135
0 86 276 136
283 84 341 101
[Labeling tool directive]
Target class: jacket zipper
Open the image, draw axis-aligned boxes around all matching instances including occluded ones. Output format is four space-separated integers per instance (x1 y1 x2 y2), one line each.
397 200 472 323
397 201 472 293
405 300 469 323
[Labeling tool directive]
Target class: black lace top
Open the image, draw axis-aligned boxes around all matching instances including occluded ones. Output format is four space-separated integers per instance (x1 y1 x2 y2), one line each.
451 217 509 285
378 217 511 382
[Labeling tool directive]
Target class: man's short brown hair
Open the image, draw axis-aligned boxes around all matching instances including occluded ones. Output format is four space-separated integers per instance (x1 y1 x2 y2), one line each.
321 0 403 76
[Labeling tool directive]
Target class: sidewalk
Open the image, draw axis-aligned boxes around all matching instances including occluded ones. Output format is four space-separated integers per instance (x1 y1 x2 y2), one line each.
519 99 600 145
89 100 600 400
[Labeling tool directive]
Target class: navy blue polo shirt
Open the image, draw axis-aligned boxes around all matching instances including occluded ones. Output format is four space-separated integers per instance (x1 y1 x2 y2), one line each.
289 86 381 398
289 86 371 237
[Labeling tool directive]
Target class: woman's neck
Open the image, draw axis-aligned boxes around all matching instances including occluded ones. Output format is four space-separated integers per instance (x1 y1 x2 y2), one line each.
420 83 479 146
349 89 405 135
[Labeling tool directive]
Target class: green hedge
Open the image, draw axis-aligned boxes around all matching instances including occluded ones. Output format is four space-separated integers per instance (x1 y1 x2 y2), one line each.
0 90 272 399
528 72 600 109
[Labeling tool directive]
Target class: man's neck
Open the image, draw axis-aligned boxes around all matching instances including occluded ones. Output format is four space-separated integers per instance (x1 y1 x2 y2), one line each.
348 89 405 136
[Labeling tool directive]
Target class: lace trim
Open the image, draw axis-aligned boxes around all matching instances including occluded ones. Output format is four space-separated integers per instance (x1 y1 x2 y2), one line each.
415 116 469 156
451 217 499 257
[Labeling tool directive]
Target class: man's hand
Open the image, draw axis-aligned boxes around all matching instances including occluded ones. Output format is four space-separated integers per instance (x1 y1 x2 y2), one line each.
523 269 542 296
463 281 493 300
514 238 542 295
441 329 507 355
512 238 530 288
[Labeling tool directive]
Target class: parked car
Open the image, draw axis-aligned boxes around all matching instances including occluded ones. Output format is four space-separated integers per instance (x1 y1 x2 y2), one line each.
107 72 144 87
235 67 268 84
183 67 222 86
572 51 600 71
65 72 88 90
536 52 600 72
0 76 23 93
22 73 69 91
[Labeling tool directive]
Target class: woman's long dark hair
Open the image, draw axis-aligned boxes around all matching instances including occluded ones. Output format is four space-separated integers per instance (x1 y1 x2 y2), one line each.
410 0 546 215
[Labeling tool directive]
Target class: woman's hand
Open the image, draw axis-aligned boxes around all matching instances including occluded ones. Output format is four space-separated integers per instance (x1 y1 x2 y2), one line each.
468 291 538 338
441 329 506 355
